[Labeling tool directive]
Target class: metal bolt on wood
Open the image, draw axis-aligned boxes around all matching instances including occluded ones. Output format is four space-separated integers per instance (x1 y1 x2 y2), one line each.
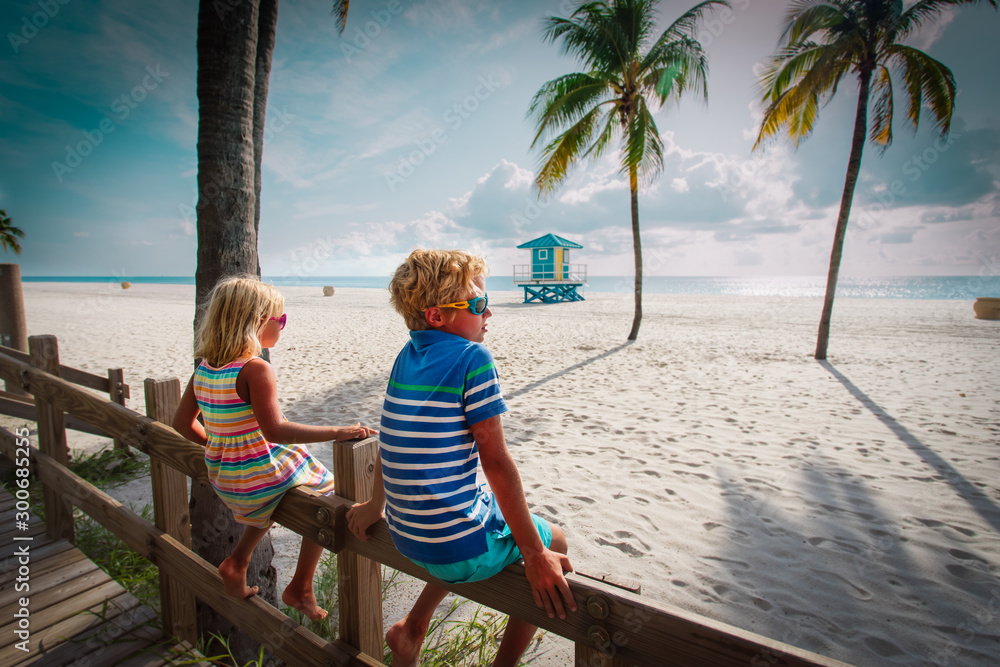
317 528 332 546
587 595 610 619
588 625 611 649
316 507 330 524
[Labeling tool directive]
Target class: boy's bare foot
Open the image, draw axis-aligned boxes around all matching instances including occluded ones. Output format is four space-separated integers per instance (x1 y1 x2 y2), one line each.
219 556 258 599
386 616 427 667
282 587 328 621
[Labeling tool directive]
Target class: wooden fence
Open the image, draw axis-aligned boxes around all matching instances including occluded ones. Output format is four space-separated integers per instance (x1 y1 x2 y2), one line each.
0 336 850 666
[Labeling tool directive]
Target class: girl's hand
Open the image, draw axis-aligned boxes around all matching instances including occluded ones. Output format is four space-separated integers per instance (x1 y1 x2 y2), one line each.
335 423 376 441
346 501 384 541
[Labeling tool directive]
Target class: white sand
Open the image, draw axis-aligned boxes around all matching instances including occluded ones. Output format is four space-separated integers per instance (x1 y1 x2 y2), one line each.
4 281 999 666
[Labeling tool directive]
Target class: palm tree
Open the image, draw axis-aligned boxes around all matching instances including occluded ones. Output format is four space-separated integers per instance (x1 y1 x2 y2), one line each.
754 0 998 360
193 2 349 659
530 0 728 340
0 210 24 255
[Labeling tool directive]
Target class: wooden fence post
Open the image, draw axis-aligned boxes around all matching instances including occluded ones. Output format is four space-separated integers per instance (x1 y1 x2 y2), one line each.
109 367 128 451
334 437 383 658
144 377 197 646
29 335 73 542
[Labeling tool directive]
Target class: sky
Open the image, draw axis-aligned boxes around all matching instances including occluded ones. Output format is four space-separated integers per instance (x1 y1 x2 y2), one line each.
2 0 999 279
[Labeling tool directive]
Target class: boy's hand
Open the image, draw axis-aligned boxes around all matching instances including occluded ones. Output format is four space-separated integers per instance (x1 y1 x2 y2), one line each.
346 501 384 541
522 547 576 619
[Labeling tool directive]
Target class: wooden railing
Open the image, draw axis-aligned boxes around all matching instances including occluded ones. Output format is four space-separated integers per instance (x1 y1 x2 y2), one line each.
0 337 850 666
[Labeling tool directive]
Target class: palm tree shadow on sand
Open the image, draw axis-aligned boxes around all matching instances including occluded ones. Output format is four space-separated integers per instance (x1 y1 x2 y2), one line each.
504 342 632 400
818 360 1000 534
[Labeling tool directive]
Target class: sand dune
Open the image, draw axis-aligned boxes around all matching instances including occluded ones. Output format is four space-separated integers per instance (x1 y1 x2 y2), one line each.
4 281 998 665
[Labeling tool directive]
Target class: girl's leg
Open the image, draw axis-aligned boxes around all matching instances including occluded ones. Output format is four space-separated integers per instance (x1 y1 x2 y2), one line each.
219 524 269 599
386 582 450 667
281 536 329 621
492 525 570 667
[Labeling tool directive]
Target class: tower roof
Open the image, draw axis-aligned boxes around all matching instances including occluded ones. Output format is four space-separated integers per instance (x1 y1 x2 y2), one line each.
516 233 583 249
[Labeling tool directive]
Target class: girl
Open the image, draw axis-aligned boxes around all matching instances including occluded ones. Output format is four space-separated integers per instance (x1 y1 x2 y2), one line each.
173 276 374 621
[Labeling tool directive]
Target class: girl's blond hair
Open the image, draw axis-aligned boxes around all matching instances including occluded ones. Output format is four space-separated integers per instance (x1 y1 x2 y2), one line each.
194 276 284 367
389 249 489 331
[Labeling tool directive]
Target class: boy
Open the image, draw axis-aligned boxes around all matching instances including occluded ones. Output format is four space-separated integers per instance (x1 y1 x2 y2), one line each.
346 249 576 667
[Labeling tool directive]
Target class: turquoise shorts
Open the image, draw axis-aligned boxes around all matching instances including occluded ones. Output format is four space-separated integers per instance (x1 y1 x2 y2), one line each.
412 514 553 584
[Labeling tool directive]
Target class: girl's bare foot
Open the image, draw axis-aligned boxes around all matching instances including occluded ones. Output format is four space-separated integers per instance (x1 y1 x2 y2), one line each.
219 556 257 599
386 616 427 667
282 587 328 621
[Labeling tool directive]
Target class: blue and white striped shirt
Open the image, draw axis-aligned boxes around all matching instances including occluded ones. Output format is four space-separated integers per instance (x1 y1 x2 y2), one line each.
380 329 508 564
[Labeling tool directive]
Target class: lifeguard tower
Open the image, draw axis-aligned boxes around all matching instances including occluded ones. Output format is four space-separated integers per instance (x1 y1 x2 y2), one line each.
513 233 587 303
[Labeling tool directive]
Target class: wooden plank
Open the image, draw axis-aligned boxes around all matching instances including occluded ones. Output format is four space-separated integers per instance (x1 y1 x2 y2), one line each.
0 345 29 364
334 437 384 659
110 368 128 451
0 520 47 545
0 577 122 642
22 601 163 667
0 541 86 588
0 555 102 611
28 336 73 543
577 644 632 667
59 365 110 393
8 591 142 667
6 440 375 667
0 559 110 622
144 377 196 646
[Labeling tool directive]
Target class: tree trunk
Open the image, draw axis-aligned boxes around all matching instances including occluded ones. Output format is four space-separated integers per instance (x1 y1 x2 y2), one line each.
194 1 277 662
253 0 278 280
627 164 643 341
815 68 872 360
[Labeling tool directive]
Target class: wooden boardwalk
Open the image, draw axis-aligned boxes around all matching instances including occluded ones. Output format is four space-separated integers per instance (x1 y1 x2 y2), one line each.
0 487 207 666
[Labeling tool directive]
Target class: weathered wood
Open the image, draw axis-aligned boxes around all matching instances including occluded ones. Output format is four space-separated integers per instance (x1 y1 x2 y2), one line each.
28 335 73 543
334 437 384 659
144 377 197 646
110 367 128 450
8 439 374 667
577 644 633 667
0 345 131 398
0 390 114 438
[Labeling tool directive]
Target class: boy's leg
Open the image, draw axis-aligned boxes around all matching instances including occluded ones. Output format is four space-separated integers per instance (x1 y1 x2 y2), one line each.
282 536 329 621
492 525 569 667
219 524 269 599
387 582 450 667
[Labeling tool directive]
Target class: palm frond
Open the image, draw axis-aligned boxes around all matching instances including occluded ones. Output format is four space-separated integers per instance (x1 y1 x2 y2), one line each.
534 105 603 195
624 97 664 184
898 0 998 41
543 3 630 73
869 63 894 150
656 0 731 42
887 43 957 135
640 36 709 104
528 72 616 148
780 0 850 46
584 107 622 163
331 0 350 34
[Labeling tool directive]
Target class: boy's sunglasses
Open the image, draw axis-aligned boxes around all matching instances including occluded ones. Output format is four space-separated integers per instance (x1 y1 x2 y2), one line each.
429 294 489 315
268 313 287 330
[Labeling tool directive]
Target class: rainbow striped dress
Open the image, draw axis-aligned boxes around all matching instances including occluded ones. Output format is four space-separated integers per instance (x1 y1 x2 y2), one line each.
194 358 336 528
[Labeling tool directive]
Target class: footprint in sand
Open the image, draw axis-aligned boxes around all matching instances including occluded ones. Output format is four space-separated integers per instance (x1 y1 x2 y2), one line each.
948 548 988 563
863 636 905 658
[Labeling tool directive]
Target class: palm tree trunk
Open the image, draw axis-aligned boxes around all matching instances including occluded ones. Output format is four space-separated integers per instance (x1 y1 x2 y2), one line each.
194 1 278 661
815 68 872 360
252 0 278 280
627 164 643 341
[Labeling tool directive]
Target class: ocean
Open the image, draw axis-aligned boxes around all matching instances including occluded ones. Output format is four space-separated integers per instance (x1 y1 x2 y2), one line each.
20 275 1000 300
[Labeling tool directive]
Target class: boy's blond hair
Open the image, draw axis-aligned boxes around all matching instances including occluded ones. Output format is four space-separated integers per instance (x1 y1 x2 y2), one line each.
194 275 284 367
389 249 489 331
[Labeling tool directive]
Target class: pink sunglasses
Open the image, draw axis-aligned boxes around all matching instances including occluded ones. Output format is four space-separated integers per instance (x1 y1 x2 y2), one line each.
268 313 287 330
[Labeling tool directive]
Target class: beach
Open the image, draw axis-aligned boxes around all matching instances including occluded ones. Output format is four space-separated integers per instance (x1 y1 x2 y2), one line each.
4 281 999 666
